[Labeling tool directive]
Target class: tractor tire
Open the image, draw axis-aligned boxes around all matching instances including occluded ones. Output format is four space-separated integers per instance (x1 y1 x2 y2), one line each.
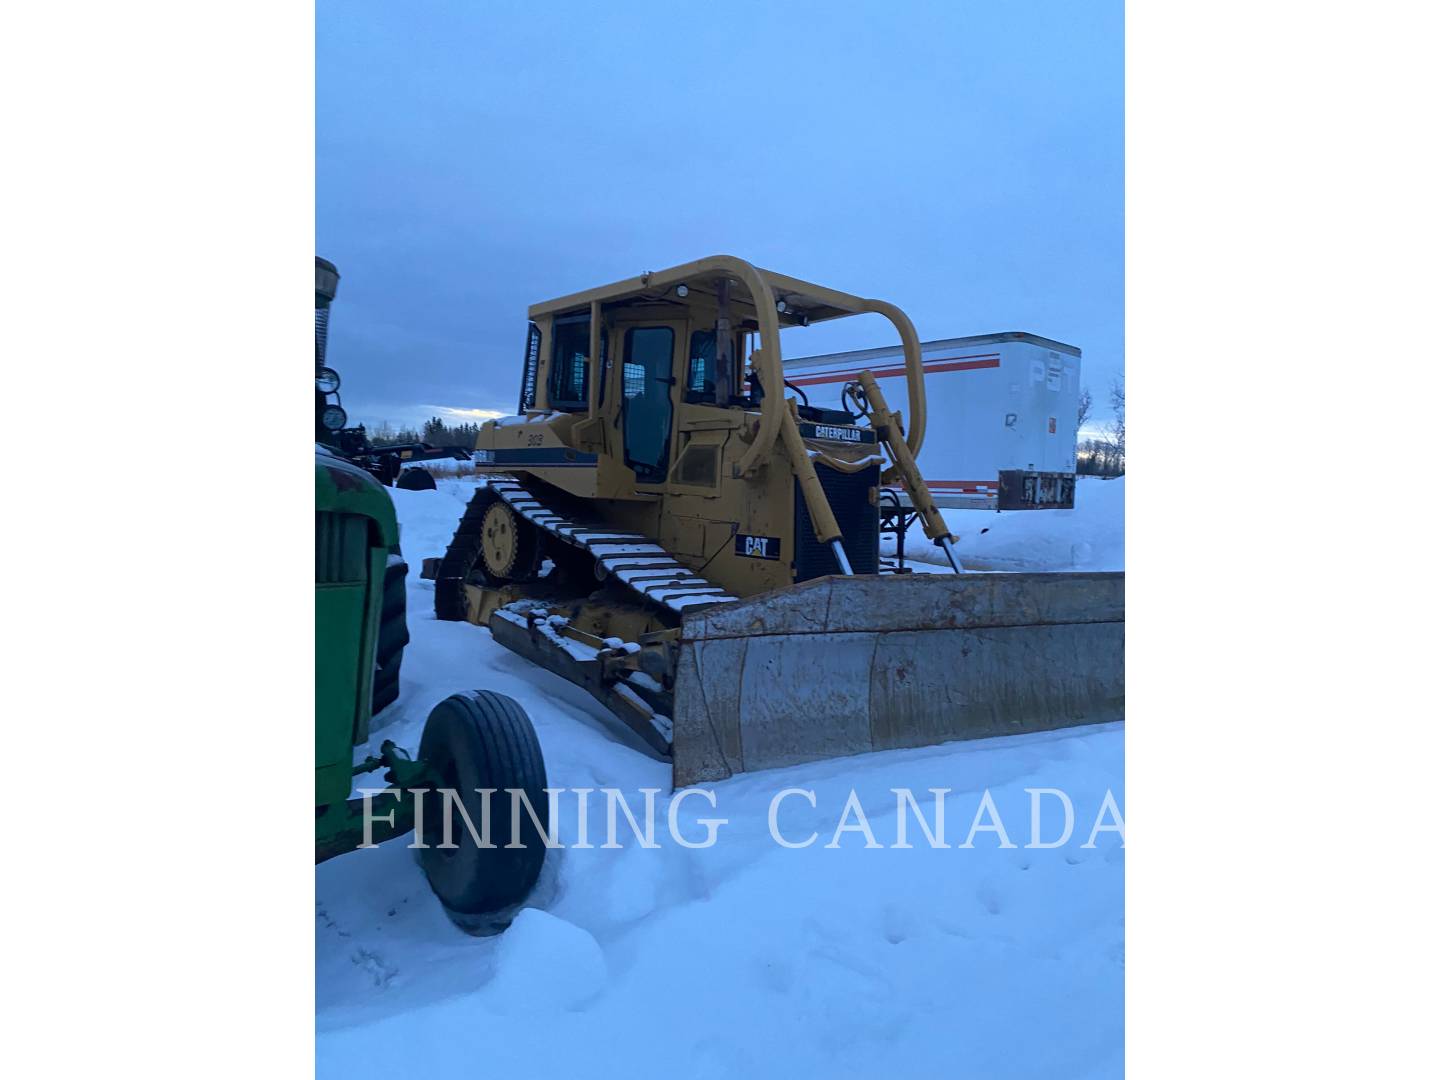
371 556 409 716
380 559 408 622
397 467 437 491
417 691 549 931
372 652 402 713
375 606 409 668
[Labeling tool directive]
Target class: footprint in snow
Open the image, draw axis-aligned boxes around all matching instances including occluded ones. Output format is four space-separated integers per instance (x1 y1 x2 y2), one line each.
756 956 795 994
976 882 1004 916
881 903 914 945
315 903 350 939
350 948 397 988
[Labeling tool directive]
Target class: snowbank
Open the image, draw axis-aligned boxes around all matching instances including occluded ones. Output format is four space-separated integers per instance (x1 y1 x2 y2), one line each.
397 459 474 478
317 478 1124 1078
887 475 1124 572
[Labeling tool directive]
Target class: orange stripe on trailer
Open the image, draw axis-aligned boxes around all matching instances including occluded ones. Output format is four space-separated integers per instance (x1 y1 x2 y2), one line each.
787 353 1000 387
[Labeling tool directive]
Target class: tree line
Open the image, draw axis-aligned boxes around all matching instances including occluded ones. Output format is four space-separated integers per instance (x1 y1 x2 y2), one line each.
367 417 483 449
1075 377 1125 477
364 387 1127 474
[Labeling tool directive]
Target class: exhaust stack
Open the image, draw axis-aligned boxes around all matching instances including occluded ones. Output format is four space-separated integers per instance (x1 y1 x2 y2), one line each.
315 256 340 371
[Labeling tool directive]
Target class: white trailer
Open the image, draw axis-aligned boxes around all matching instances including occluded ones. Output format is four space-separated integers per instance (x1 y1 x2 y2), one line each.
783 331 1082 511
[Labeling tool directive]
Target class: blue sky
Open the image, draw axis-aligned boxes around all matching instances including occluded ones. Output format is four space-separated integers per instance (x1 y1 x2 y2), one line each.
318 0 1122 434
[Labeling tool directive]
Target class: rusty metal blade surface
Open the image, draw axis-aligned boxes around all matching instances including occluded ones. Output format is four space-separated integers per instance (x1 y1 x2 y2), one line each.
670 572 1124 786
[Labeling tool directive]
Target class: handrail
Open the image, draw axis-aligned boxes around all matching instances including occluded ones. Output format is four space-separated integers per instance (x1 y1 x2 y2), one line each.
854 299 925 459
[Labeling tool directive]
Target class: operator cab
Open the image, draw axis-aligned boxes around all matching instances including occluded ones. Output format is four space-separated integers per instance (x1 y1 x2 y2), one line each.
526 269 866 442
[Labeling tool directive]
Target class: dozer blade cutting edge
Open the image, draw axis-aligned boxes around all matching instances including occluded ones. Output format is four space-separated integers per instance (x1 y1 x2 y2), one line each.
669 571 1123 786
479 566 1124 787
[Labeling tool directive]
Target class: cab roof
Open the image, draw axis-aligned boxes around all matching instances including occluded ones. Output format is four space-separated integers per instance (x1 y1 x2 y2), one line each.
527 254 875 328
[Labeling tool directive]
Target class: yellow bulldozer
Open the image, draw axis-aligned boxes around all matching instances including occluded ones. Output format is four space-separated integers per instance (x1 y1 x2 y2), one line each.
434 255 1123 785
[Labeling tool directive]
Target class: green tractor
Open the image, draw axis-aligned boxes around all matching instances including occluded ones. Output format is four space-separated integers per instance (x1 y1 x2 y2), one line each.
315 341 549 933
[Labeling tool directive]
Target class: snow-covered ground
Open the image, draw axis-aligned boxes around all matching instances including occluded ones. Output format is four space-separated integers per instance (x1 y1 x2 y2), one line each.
317 478 1125 1078
888 475 1125 572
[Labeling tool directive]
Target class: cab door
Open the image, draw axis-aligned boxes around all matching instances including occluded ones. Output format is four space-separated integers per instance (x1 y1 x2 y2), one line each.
620 322 682 486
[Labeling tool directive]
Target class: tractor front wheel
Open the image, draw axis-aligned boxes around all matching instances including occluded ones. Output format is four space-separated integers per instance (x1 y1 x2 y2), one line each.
417 691 548 932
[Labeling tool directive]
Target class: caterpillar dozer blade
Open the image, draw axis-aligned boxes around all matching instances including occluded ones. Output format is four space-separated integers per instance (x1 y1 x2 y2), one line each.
434 255 1124 786
669 571 1122 785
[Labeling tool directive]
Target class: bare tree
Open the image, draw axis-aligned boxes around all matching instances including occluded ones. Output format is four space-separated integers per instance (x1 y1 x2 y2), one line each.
1075 375 1126 476
1077 386 1093 431
1107 375 1125 458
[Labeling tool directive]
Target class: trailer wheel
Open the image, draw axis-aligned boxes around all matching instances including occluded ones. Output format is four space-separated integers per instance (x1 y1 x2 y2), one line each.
417 691 548 931
397 468 437 491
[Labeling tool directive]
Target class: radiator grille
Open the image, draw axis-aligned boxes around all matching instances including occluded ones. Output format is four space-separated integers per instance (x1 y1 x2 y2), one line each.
315 512 369 584
793 463 880 582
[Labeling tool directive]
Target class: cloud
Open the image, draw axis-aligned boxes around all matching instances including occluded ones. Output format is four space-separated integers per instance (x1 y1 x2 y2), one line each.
426 405 507 421
320 4 1122 422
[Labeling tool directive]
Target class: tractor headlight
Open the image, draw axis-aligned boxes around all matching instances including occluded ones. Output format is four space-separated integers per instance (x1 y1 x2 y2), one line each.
315 366 341 393
322 404 348 431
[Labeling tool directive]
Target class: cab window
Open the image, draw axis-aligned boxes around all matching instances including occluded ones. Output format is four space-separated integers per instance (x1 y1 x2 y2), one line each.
548 315 591 411
686 329 748 403
687 331 716 399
